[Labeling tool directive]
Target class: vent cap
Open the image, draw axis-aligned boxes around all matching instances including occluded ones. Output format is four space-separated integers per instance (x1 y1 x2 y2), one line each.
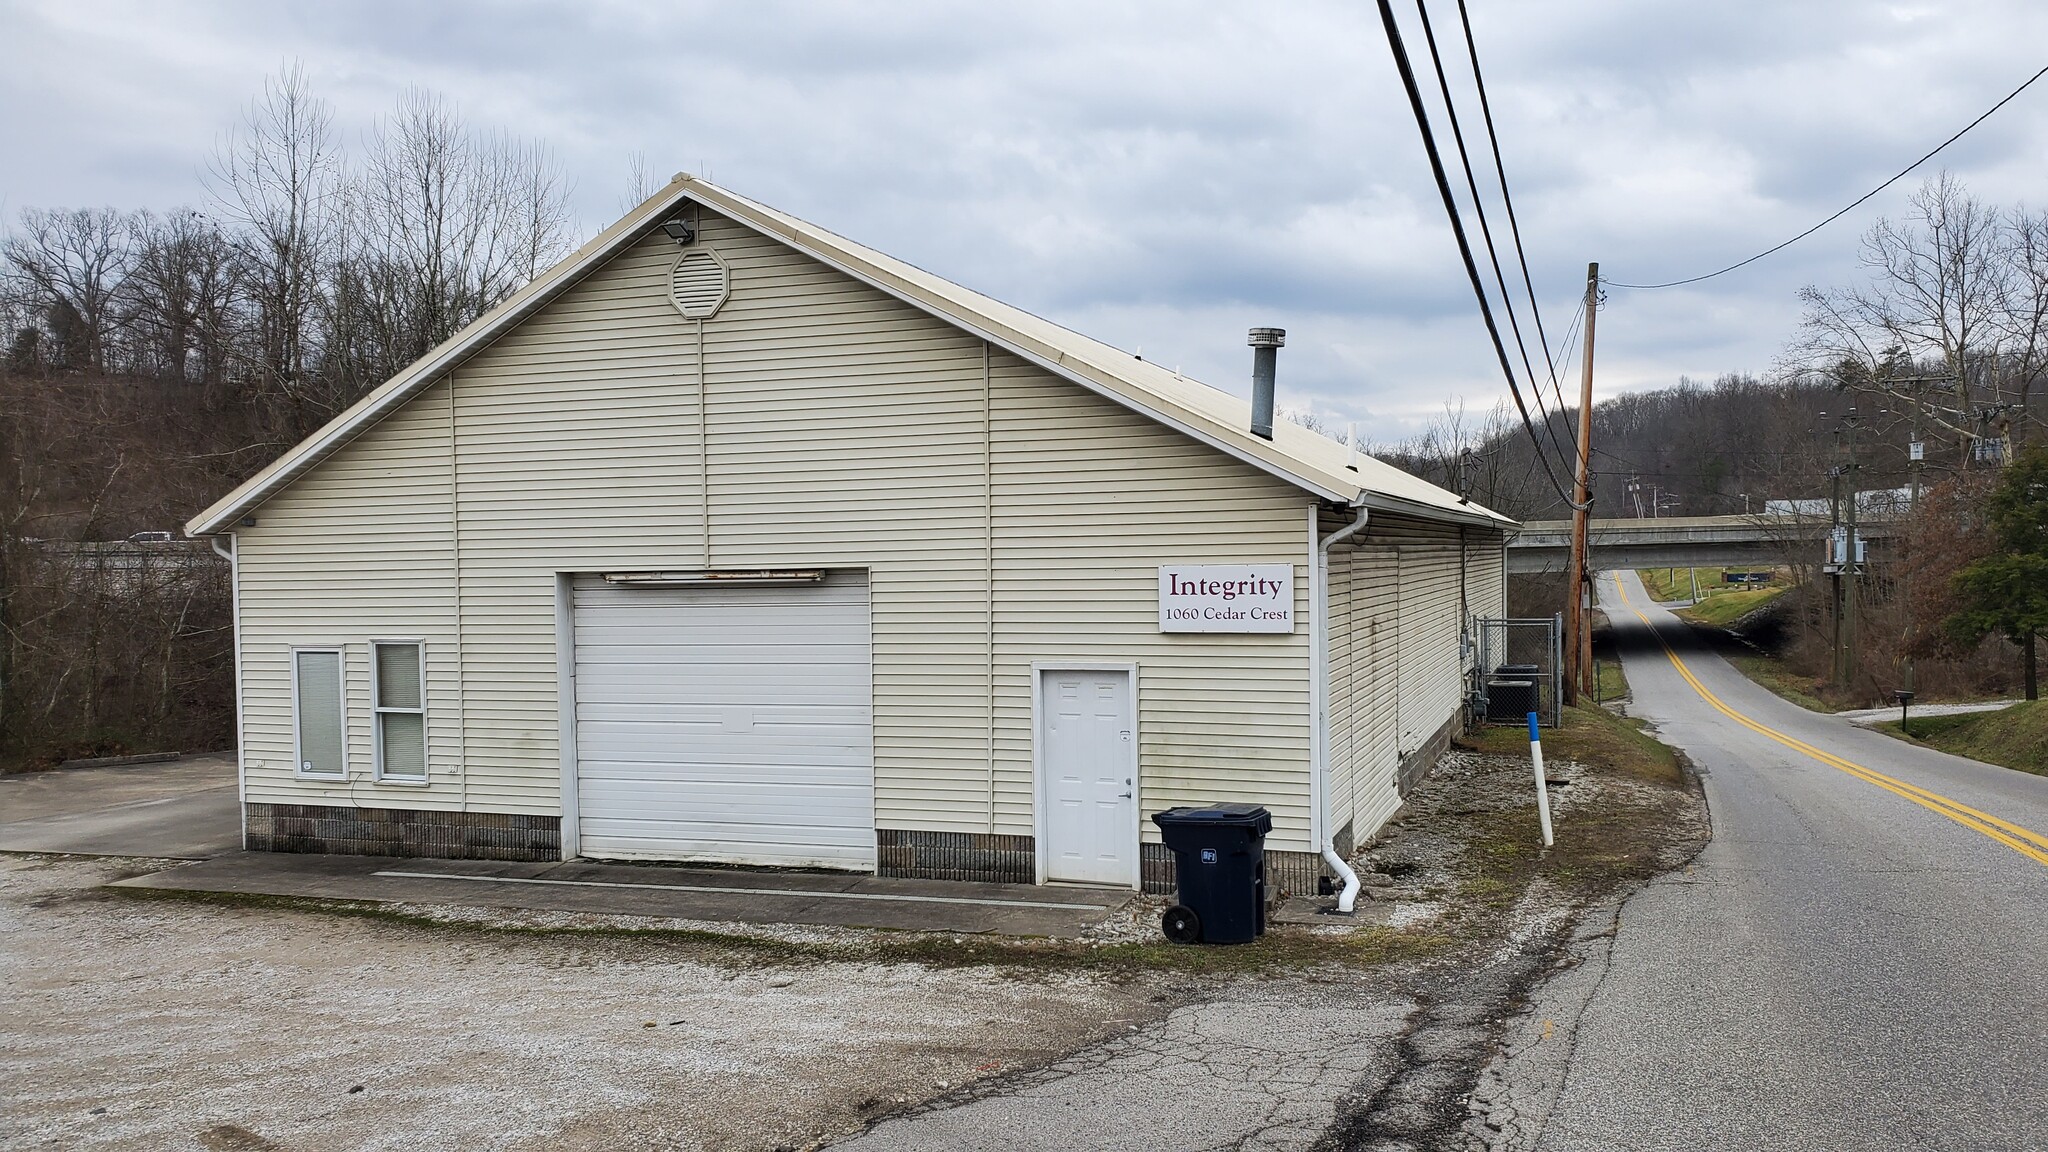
670 249 729 319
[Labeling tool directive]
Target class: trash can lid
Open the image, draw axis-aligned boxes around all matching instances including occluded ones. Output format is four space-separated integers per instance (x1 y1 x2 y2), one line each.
1151 803 1273 830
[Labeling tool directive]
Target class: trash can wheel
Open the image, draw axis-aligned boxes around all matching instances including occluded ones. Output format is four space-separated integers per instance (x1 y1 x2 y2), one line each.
1161 904 1201 945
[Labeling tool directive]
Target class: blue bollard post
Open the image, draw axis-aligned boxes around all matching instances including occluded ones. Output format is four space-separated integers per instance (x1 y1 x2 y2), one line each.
1528 711 1555 847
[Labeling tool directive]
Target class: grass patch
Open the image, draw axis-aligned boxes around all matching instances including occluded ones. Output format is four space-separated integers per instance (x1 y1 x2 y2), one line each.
1636 566 1787 605
1874 700 2047 776
107 884 1453 978
1675 586 1788 627
1724 653 1846 713
1457 702 1683 788
1592 654 1630 703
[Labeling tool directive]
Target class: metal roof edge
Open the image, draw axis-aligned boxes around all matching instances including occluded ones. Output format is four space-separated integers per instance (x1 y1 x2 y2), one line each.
1354 490 1516 531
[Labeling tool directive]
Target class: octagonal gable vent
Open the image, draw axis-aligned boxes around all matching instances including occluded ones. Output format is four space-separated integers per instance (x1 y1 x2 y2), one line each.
669 248 729 319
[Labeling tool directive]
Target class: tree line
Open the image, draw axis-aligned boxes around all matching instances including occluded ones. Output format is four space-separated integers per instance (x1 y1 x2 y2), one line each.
1 67 576 766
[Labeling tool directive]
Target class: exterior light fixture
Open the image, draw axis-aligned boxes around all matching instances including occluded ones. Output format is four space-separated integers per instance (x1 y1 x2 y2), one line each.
603 570 825 585
660 218 695 245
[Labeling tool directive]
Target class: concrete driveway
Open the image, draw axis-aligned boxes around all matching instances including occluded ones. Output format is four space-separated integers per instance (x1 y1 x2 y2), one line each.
0 754 239 858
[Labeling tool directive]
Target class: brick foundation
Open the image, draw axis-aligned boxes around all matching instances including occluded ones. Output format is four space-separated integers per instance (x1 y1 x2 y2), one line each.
1397 710 1464 797
876 829 1035 884
245 802 560 862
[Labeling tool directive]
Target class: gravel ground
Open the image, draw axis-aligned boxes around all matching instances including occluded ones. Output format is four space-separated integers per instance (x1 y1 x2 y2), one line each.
1 731 1707 1152
0 855 1164 1152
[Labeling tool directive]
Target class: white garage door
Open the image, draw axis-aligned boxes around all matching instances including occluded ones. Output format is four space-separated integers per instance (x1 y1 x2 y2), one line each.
571 572 874 869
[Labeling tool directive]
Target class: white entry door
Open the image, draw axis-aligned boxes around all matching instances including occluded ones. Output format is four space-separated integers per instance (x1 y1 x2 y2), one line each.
1039 668 1136 886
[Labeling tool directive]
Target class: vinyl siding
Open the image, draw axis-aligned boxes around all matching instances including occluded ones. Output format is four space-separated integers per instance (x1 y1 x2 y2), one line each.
1325 518 1506 844
234 381 461 808
228 209 1322 848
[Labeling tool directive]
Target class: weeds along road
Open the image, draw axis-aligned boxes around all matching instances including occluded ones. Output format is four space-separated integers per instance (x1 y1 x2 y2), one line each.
1514 570 2048 1152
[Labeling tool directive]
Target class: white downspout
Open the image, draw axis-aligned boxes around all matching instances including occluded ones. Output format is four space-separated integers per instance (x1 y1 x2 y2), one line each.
210 533 247 849
1312 503 1370 913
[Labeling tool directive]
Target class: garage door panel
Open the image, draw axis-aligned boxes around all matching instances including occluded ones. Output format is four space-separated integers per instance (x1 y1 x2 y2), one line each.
572 572 874 868
574 700 872 725
576 723 872 755
578 744 870 776
575 674 872 707
581 822 875 857
578 778 872 817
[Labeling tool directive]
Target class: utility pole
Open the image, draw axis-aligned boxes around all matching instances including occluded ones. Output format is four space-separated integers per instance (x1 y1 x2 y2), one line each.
1564 263 1598 706
1831 408 1863 686
1904 396 1923 695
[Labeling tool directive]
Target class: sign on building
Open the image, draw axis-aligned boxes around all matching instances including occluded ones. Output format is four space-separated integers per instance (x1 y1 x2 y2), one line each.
1158 565 1295 633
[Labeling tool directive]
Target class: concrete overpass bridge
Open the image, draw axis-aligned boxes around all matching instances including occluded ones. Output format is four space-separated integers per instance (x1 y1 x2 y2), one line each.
1506 514 1899 575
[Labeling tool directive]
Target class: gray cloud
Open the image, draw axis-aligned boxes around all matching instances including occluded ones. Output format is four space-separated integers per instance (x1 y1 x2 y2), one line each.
5 0 2047 435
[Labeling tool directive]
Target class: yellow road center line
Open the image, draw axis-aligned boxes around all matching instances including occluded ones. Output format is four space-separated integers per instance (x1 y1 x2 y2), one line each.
1611 574 2048 869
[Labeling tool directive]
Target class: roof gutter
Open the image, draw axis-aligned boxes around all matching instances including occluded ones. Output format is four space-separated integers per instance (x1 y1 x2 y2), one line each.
1355 489 1512 531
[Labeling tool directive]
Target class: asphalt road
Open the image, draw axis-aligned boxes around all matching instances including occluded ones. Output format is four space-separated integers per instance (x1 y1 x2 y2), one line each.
1513 570 2048 1151
0 754 240 858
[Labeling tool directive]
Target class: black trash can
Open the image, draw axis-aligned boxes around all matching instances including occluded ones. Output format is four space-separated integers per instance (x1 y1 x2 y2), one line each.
1151 803 1272 945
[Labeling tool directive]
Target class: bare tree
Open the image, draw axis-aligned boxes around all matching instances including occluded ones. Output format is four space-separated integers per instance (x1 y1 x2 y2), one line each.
331 87 571 391
1795 173 2034 450
1 206 136 372
208 62 339 433
122 208 243 387
619 150 660 216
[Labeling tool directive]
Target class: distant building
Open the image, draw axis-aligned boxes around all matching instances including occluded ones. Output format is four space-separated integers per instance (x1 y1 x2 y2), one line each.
1765 487 1914 519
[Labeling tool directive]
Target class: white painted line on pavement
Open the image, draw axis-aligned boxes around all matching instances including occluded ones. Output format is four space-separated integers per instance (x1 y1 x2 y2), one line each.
373 870 1113 911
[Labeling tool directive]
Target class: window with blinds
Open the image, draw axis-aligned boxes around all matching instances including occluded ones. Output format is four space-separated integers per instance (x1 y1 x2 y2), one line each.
373 641 427 781
292 649 346 777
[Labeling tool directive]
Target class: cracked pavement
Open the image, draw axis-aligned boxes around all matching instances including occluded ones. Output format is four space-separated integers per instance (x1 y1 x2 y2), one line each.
833 978 1416 1152
833 732 1708 1152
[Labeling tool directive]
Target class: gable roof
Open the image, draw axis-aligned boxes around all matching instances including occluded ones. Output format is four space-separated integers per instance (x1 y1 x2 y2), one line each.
186 175 1513 537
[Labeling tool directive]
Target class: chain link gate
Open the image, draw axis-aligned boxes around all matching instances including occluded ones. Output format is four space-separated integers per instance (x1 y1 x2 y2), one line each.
1470 615 1564 728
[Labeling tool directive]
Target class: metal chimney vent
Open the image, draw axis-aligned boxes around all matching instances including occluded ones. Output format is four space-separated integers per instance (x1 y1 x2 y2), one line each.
669 249 729 319
1248 327 1285 440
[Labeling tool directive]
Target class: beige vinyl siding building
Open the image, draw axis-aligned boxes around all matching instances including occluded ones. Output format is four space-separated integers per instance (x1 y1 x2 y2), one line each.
190 175 1514 895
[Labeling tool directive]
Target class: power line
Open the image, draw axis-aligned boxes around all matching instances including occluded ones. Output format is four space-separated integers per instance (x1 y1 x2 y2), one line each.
1375 0 1584 510
1606 61 2048 290
1452 0 1575 432
1409 0 1575 484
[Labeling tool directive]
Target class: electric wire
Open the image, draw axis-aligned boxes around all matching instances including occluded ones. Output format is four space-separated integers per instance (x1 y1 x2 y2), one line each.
1453 0 1575 433
1606 61 2048 290
1410 0 1575 484
1377 0 1583 509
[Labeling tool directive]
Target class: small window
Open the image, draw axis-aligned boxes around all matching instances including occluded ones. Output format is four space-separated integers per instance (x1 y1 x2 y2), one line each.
292 648 346 778
373 642 427 781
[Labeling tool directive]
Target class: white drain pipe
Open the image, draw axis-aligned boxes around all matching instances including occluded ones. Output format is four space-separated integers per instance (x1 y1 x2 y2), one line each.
1311 503 1370 913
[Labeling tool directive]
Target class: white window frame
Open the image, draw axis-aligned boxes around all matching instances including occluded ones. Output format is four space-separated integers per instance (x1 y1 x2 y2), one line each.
290 645 348 781
371 639 429 783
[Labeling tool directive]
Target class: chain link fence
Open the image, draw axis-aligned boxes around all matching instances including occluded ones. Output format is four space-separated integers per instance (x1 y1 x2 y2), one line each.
1471 616 1563 729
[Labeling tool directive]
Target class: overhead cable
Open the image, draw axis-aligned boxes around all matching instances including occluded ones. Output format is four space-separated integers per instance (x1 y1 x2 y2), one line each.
1607 61 2048 290
1452 0 1576 434
1375 0 1585 510
1409 0 1575 483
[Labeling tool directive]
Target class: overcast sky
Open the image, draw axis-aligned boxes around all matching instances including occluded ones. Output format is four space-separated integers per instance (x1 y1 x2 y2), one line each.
6 0 2048 440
